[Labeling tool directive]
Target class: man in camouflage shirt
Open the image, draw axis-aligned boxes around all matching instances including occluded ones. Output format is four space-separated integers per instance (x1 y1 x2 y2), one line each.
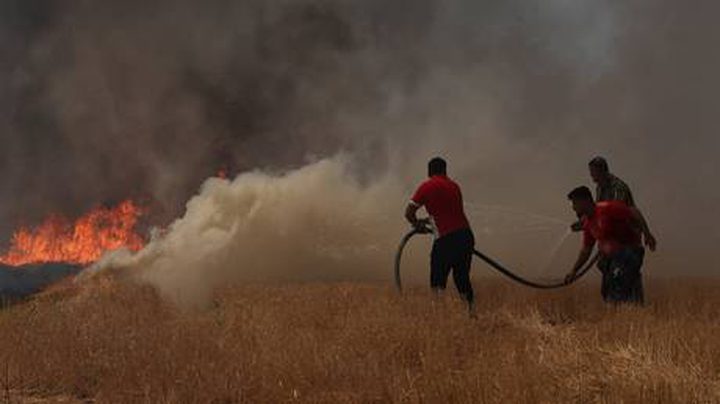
572 157 638 231
590 156 635 206
574 156 657 303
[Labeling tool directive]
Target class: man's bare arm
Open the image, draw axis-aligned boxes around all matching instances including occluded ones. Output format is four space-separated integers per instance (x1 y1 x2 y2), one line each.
405 203 420 227
566 246 595 283
405 203 432 232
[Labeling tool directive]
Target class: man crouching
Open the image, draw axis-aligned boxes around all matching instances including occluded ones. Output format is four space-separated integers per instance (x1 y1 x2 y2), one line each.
565 186 657 304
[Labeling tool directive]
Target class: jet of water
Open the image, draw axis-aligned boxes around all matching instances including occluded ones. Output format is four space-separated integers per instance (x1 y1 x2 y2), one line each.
535 228 573 277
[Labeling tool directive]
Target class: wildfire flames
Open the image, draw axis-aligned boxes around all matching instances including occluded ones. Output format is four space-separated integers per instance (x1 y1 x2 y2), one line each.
0 201 146 266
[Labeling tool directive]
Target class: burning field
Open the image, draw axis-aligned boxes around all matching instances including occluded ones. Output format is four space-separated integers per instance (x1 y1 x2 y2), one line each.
0 200 144 268
2 0 720 403
0 201 145 301
0 161 717 403
0 164 717 402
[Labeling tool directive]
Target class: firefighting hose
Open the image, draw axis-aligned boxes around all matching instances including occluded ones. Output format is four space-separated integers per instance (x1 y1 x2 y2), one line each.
394 224 597 291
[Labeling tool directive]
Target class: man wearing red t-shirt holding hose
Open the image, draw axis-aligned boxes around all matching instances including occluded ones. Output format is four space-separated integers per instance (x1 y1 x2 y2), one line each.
405 157 475 309
565 186 657 303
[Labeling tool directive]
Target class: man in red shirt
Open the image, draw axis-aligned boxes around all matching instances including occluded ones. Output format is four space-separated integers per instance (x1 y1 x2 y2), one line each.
405 157 475 309
565 186 657 303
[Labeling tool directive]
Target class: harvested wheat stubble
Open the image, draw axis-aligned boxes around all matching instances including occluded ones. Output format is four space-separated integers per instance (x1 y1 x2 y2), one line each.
0 277 718 403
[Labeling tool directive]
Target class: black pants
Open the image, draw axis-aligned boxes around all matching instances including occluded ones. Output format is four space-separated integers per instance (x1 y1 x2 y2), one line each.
431 228 475 303
597 246 645 304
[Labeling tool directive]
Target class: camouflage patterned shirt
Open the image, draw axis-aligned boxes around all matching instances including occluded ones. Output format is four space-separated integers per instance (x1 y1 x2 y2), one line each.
596 174 635 207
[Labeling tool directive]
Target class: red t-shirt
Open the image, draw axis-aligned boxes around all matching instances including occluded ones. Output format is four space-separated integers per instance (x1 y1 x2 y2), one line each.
411 175 470 237
582 201 641 255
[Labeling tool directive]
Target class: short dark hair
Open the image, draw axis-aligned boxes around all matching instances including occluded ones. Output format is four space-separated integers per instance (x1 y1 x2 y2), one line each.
567 186 594 201
588 156 609 173
428 157 447 176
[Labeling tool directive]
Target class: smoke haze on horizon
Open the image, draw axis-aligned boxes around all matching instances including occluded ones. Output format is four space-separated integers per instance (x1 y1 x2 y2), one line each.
1 0 718 296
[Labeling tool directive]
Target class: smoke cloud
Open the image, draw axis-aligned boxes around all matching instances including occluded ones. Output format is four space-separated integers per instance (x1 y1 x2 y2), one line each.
2 1 719 304
87 157 409 306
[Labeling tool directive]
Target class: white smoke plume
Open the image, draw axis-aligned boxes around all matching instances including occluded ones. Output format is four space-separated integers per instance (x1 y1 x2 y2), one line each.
87 157 412 306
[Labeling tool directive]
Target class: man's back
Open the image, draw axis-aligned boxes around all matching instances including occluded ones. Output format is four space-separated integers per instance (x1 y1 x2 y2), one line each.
583 201 641 255
411 175 469 237
596 174 635 206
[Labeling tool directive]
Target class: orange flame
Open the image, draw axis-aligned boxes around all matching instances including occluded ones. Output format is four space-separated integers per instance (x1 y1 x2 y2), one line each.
0 200 146 266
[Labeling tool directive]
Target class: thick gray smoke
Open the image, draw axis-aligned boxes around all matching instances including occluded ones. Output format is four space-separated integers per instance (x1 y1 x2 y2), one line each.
2 0 719 303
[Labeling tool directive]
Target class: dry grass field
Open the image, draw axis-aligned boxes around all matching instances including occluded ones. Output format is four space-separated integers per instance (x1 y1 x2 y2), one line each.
0 276 719 403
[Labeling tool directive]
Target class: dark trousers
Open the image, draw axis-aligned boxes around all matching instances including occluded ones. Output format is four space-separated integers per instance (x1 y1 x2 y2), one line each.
597 246 645 304
431 228 475 303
